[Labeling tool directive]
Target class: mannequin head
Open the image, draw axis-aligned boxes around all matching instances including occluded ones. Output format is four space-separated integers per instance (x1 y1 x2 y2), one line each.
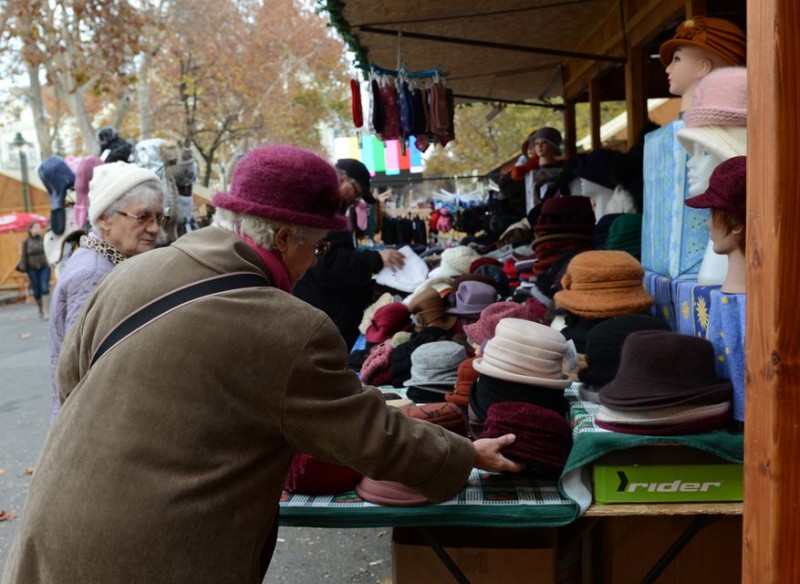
709 209 745 255
686 141 724 196
659 17 747 111
522 127 562 165
580 178 615 221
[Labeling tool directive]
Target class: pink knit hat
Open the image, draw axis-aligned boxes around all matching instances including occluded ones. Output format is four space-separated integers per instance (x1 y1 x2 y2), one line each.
683 67 747 128
74 156 103 228
463 301 541 346
213 145 347 231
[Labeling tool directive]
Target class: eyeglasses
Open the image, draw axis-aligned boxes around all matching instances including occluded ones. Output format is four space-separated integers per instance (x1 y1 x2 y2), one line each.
313 240 331 257
115 210 170 226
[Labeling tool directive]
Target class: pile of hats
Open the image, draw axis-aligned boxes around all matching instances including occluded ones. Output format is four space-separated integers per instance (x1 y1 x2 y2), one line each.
597 330 733 435
531 197 596 276
407 288 458 332
469 322 570 428
577 314 670 402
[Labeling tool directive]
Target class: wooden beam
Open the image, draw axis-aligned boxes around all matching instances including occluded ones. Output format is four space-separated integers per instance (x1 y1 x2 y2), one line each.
685 0 707 18
563 97 577 158
743 1 800 583
624 45 646 148
589 79 602 149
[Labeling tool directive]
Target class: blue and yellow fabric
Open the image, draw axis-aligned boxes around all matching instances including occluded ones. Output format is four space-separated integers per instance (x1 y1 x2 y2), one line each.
641 120 710 279
708 291 746 422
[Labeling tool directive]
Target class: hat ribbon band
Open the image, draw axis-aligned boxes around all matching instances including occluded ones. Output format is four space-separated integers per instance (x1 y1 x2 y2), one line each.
566 279 644 291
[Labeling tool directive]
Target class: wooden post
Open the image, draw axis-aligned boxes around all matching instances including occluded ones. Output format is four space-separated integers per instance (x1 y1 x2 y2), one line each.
744 1 800 583
624 45 646 149
589 79 602 150
685 0 707 18
564 97 577 158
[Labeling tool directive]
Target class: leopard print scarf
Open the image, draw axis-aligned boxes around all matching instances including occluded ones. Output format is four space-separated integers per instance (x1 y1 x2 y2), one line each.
80 235 127 266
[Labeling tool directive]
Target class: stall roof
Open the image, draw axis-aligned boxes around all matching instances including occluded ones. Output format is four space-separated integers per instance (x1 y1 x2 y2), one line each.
328 0 746 105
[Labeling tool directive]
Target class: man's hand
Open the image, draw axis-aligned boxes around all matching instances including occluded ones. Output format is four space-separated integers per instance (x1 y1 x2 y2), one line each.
473 434 525 474
379 249 406 271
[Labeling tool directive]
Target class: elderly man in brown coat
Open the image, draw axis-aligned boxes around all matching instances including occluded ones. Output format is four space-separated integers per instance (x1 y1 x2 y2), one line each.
2 145 521 584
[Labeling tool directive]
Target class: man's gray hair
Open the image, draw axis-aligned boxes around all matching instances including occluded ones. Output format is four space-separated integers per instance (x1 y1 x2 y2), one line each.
212 208 327 249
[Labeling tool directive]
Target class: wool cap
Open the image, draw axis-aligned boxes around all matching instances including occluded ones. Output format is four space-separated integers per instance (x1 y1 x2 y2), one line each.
407 287 458 331
676 125 747 162
213 145 347 231
554 251 654 319
685 156 746 225
604 214 643 259
578 314 671 387
659 16 747 67
522 127 564 155
359 292 394 335
446 280 498 317
463 301 541 346
533 196 596 234
600 330 733 410
88 162 161 226
428 246 481 279
446 356 479 406
283 453 362 496
574 149 618 190
473 318 572 389
479 402 572 479
360 341 394 386
683 67 747 128
335 158 375 204
355 477 430 507
365 302 411 344
403 341 467 389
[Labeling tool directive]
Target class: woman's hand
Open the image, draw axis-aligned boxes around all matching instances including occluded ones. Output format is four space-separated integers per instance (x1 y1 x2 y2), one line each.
472 434 525 474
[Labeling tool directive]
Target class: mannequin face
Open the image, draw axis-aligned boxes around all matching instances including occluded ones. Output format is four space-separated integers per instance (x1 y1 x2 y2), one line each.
665 46 713 96
686 142 723 196
533 139 558 163
580 178 614 220
709 216 743 255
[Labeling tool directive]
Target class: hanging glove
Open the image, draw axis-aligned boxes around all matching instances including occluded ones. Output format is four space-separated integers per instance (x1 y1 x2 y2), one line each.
350 78 363 128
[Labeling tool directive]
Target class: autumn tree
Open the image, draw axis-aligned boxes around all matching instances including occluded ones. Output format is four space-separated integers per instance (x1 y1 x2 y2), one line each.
148 0 351 186
0 0 160 156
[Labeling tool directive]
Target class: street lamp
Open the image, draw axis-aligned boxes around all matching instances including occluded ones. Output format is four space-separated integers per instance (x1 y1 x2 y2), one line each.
11 132 30 213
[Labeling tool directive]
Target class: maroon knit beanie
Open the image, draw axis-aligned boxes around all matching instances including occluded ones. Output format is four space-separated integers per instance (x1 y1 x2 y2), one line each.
365 302 411 344
284 453 362 495
212 145 348 231
480 402 572 478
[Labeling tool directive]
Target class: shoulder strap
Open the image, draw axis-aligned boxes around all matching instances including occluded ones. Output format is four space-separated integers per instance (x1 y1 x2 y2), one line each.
90 272 269 368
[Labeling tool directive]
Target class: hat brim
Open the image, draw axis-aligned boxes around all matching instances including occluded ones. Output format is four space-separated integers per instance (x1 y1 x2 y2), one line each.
599 381 732 411
355 478 430 507
659 38 744 68
676 126 747 162
554 289 654 319
473 358 572 389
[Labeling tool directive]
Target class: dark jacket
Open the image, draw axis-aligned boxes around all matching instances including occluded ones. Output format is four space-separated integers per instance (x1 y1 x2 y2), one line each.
292 230 383 350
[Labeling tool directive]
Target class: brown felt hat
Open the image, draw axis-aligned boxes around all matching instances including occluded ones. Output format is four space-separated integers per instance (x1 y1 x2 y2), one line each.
554 251 654 319
659 16 747 67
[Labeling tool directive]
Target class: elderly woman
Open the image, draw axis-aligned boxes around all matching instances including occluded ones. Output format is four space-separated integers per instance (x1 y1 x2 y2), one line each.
48 161 163 423
4 146 521 584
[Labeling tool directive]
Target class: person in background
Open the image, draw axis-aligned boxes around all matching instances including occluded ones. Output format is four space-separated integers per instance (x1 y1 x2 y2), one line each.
2 145 521 584
48 161 163 424
511 127 565 214
18 222 50 319
293 158 406 350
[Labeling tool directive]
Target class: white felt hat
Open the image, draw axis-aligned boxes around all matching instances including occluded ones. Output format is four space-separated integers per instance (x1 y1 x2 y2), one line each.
88 162 161 226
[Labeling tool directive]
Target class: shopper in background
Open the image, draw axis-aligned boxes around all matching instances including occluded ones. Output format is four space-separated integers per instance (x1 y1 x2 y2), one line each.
18 222 50 319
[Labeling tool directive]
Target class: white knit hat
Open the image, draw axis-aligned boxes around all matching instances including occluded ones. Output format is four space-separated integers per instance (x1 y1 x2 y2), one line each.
676 125 747 162
88 162 162 226
427 246 480 279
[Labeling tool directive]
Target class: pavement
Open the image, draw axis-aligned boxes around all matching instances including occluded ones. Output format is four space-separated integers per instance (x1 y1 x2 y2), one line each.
0 302 392 582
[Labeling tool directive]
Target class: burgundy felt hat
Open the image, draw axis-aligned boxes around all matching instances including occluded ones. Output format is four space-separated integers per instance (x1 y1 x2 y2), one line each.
479 401 572 479
685 156 746 225
365 302 411 344
599 330 733 410
213 145 348 231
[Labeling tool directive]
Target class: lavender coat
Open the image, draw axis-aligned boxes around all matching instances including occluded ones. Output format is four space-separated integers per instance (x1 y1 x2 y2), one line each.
48 241 114 423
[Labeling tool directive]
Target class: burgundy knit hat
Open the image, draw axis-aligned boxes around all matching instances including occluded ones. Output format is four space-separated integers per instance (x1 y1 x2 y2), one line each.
469 256 502 274
213 145 347 231
685 156 746 225
365 302 411 344
479 402 572 479
534 196 596 234
283 453 362 495
463 301 541 346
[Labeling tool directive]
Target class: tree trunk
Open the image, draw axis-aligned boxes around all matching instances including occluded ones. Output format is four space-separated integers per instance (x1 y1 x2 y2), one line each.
113 93 133 130
138 53 152 139
66 87 99 154
25 62 53 160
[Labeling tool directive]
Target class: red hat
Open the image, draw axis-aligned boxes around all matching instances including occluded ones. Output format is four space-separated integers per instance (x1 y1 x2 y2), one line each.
469 256 502 274
365 302 411 344
685 156 746 225
284 453 362 495
446 357 479 407
213 145 347 231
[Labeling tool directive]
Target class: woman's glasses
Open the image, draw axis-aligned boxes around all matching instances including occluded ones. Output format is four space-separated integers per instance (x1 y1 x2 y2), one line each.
313 240 331 257
116 210 170 227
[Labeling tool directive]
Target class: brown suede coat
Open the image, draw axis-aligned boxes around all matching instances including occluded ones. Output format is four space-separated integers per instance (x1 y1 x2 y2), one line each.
3 227 474 584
